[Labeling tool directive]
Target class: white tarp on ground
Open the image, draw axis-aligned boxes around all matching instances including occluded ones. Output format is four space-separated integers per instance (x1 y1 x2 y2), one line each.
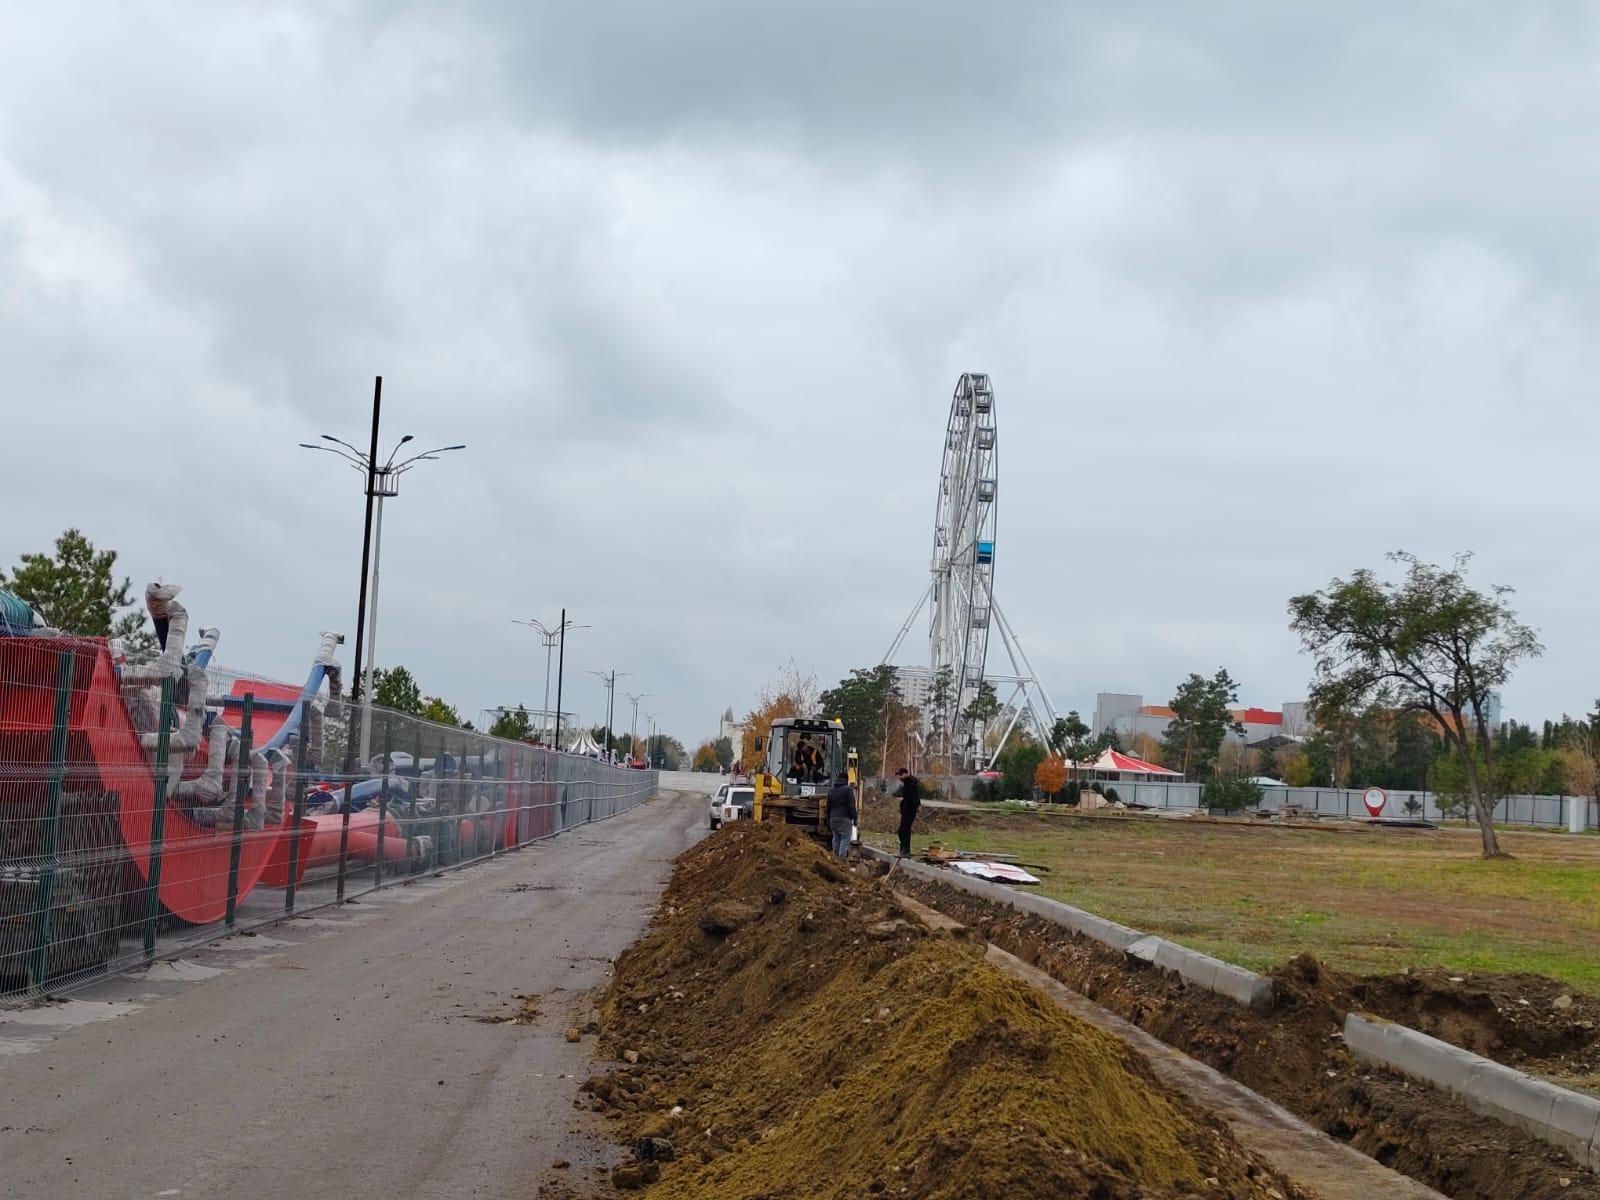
949 860 1040 885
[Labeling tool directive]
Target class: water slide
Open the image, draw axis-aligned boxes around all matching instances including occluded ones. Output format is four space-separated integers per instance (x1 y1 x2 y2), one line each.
0 583 342 946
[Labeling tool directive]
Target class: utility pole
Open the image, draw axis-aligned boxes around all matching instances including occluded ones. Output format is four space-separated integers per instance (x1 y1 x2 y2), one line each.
554 608 567 751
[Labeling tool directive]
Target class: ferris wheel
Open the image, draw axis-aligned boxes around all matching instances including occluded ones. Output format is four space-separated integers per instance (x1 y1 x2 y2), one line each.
884 372 1058 768
930 373 999 762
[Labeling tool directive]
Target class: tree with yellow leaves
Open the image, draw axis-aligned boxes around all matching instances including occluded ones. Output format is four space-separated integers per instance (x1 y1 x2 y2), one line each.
1035 754 1068 802
739 659 818 766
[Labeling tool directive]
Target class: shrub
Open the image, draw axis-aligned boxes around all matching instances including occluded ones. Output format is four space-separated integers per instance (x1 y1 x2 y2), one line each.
970 779 1003 804
1104 786 1121 803
1203 776 1263 815
1062 780 1081 806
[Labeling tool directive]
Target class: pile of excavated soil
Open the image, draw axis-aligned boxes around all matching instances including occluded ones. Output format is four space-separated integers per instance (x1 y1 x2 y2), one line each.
900 873 1600 1200
580 823 1306 1199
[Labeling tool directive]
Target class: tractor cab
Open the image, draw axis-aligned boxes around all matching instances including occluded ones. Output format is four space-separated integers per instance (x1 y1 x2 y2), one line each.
751 716 855 831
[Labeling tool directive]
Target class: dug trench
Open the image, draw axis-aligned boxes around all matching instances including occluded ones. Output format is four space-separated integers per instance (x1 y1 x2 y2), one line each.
569 821 1317 1199
894 871 1600 1200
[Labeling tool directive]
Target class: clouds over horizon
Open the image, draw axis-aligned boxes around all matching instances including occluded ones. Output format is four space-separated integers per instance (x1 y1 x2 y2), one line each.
4 3 1598 737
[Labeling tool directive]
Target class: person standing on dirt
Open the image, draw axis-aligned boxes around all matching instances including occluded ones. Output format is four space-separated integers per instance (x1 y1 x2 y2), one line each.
826 772 856 860
892 767 921 858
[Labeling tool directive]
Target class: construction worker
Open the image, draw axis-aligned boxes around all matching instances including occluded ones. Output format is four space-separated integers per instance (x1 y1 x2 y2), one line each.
792 735 823 783
826 772 856 860
893 766 921 858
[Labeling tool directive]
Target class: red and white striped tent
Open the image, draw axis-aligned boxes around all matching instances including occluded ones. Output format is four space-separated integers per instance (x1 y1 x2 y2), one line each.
1064 748 1181 780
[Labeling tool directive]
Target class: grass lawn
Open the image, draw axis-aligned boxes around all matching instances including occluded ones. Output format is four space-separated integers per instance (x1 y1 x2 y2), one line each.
878 813 1600 993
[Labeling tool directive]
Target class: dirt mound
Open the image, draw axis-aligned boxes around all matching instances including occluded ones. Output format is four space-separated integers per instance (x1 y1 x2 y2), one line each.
901 874 1600 1200
579 823 1306 1199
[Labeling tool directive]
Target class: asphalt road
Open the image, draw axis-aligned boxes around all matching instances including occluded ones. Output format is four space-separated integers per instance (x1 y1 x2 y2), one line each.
1 775 712 1200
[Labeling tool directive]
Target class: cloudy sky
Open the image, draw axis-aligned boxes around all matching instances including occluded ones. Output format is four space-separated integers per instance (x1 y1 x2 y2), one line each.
5 3 1598 743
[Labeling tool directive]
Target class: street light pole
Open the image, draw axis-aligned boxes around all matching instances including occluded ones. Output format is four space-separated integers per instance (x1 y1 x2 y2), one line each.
301 414 465 766
359 469 398 763
514 616 588 742
625 691 650 762
588 669 628 760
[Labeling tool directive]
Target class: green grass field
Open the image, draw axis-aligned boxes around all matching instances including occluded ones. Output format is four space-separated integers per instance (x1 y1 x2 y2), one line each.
879 812 1600 992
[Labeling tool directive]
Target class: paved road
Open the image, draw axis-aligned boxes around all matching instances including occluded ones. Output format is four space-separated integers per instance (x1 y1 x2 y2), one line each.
1 775 712 1200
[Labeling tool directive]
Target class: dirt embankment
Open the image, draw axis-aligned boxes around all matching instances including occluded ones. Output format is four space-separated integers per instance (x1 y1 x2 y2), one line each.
576 823 1307 1199
898 873 1600 1200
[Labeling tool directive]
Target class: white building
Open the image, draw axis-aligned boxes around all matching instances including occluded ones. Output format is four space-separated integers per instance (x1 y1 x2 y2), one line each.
718 708 745 760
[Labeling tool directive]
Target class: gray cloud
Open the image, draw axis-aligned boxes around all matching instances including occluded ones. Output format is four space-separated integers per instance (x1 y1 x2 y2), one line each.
3 3 1598 744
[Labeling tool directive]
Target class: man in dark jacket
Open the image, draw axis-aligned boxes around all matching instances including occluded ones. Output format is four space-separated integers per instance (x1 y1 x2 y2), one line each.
826 773 856 860
893 767 921 858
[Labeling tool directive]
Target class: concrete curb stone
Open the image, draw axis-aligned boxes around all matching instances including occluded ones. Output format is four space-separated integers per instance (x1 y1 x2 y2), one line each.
1345 1012 1600 1171
870 848 1273 1009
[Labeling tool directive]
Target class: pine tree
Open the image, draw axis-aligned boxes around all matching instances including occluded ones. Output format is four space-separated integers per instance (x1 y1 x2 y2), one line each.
2 528 154 653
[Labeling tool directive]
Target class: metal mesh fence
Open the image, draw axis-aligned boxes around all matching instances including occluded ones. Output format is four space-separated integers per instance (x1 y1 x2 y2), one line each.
0 635 657 1003
1044 777 1599 830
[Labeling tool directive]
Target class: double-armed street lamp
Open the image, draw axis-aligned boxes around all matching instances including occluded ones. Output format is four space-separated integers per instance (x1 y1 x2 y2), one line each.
643 711 658 767
513 616 588 743
624 691 650 762
300 402 464 764
587 669 628 760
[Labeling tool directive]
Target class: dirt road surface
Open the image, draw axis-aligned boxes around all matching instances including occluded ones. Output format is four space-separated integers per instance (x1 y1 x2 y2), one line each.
0 775 712 1200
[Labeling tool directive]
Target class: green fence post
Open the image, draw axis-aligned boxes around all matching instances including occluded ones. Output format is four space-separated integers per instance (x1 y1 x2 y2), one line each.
490 747 504 859
457 742 469 863
414 726 432 871
373 716 391 889
284 700 310 913
141 677 177 962
224 695 254 928
28 650 77 990
334 773 354 901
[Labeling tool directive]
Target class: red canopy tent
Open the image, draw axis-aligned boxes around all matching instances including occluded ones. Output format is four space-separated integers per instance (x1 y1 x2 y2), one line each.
1064 748 1180 780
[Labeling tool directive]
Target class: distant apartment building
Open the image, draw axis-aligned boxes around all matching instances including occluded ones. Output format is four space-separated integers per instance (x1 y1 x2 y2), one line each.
1093 692 1312 746
894 667 936 714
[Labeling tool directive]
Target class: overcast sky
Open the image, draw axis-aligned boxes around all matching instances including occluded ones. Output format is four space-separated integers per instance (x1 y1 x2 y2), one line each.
5 3 1599 743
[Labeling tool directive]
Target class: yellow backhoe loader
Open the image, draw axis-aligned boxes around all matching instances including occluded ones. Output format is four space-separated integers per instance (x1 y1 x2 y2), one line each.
750 716 859 839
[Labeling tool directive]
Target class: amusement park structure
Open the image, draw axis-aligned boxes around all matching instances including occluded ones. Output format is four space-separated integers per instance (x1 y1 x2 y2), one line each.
884 372 1058 768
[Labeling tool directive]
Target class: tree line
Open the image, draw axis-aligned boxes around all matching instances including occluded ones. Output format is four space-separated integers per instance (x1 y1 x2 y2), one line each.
10 530 1569 858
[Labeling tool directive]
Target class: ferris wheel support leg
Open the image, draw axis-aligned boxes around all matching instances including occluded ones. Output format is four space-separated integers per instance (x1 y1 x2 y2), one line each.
883 582 933 664
985 686 1028 768
993 600 1060 726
